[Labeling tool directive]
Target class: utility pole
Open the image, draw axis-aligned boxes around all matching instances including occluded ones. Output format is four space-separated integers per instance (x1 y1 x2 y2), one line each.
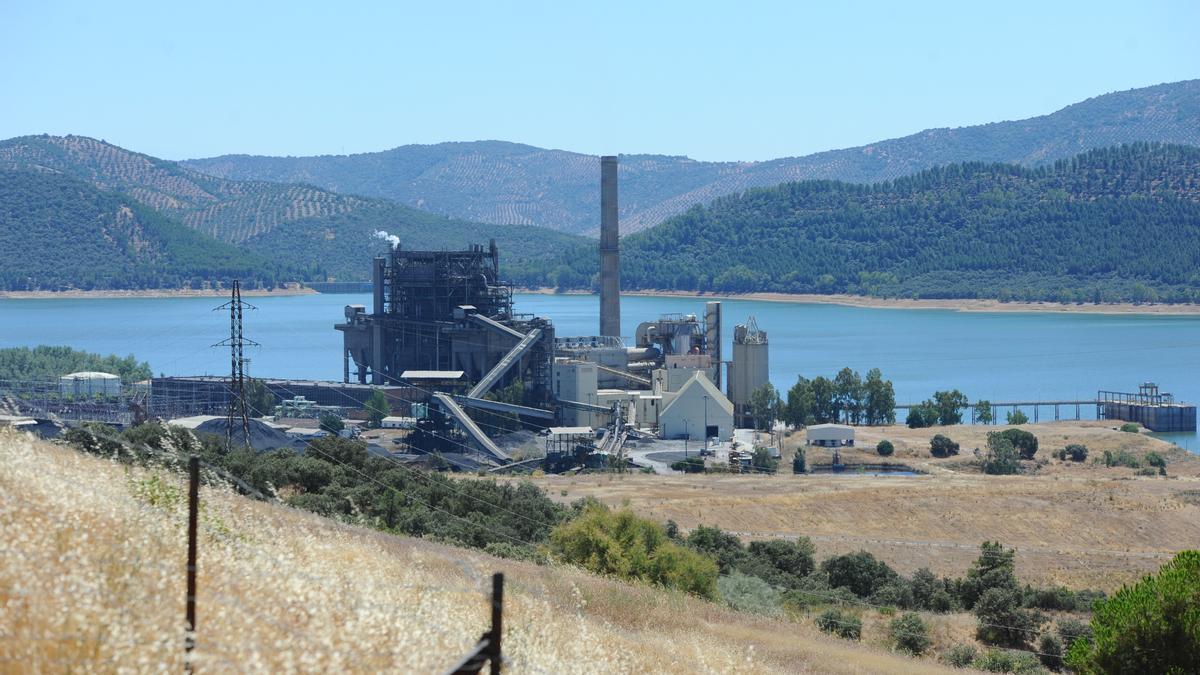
213 281 259 452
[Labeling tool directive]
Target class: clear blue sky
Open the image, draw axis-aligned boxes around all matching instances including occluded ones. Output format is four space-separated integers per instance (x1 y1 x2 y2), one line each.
1 0 1196 161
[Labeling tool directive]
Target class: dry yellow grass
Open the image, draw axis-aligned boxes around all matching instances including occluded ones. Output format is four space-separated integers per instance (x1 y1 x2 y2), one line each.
0 430 961 674
537 423 1200 591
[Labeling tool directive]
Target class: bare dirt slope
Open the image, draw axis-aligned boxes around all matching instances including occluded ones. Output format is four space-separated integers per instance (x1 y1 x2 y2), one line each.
540 423 1200 591
0 430 953 674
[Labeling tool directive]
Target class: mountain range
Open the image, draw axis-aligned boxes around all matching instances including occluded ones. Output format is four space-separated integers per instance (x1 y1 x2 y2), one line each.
510 143 1200 304
0 135 587 287
183 80 1200 236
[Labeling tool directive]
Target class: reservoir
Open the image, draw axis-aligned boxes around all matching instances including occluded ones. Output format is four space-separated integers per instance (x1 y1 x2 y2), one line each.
2 292 1198 450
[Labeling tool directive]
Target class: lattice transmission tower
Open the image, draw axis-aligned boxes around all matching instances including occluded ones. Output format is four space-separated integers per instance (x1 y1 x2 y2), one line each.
213 280 259 451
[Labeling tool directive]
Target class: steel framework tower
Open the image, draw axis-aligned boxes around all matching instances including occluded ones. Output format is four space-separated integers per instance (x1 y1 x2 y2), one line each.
213 281 259 451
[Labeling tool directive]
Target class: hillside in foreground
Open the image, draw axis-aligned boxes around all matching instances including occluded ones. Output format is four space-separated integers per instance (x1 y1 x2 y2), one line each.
0 135 588 285
515 143 1200 304
183 80 1200 236
0 431 947 673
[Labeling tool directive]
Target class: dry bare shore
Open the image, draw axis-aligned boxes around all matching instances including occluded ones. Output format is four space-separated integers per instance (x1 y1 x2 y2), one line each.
0 431 953 674
521 287 1200 315
535 422 1200 592
0 287 316 300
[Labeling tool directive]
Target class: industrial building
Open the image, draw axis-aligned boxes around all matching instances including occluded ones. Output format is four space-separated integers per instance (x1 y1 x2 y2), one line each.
1098 383 1196 432
328 155 769 471
59 371 122 398
728 318 769 428
806 423 856 447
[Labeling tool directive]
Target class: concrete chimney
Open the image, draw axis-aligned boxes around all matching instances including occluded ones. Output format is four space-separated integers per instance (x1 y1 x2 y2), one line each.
599 156 620 337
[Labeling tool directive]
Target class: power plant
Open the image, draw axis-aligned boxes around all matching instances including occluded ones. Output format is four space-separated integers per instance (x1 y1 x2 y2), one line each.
332 155 772 470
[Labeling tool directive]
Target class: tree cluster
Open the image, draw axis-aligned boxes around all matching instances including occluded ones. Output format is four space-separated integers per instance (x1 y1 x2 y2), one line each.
782 367 896 427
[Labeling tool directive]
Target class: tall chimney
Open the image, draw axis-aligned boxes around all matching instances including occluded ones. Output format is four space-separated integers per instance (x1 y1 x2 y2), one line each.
599 155 620 337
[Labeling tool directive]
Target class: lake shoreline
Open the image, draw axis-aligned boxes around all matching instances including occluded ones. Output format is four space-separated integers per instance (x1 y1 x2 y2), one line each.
518 288 1200 316
0 287 317 300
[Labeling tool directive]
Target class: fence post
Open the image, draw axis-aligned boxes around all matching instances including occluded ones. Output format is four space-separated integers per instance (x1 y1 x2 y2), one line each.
185 455 199 671
489 573 503 675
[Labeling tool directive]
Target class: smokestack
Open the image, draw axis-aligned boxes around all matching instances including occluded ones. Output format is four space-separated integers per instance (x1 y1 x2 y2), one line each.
599 155 620 337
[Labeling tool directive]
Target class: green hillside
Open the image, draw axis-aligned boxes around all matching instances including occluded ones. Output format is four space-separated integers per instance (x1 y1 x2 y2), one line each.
513 143 1200 304
0 135 588 284
183 80 1200 236
0 168 284 291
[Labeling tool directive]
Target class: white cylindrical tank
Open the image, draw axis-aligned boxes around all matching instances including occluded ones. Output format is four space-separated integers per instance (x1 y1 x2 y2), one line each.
59 371 122 398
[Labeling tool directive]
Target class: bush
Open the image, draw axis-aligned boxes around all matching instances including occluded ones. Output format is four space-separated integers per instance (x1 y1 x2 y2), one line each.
983 433 1021 475
318 412 344 435
1007 409 1030 425
870 580 915 610
792 449 806 473
876 439 895 456
1120 422 1140 433
815 608 861 640
671 455 705 473
930 434 960 458
997 428 1039 460
973 648 1044 673
907 402 939 428
746 537 817 582
1055 618 1093 651
1037 633 1063 671
821 550 899 597
1059 444 1088 462
889 612 931 655
550 503 718 598
975 586 1045 648
718 571 782 616
1067 550 1200 674
751 446 779 474
1102 449 1141 468
942 643 978 668
782 572 858 610
1145 451 1166 468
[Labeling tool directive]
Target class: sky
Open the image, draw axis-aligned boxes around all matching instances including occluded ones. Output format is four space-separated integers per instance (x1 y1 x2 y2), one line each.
1 1 1197 162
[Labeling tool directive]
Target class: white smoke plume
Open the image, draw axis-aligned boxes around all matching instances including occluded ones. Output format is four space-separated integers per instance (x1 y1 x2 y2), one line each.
373 230 400 249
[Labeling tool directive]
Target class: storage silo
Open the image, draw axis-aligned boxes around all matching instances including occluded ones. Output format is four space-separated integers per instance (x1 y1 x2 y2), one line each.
59 371 122 398
729 317 768 428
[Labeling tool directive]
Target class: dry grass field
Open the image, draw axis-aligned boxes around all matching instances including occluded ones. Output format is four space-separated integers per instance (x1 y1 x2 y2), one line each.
0 429 961 674
537 423 1200 592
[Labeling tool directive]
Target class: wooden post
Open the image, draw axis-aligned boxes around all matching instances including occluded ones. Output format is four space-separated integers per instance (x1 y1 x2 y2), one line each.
488 573 503 675
186 455 199 671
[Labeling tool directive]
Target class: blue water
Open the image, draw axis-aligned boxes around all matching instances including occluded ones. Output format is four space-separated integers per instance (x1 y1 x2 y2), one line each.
2 292 1197 450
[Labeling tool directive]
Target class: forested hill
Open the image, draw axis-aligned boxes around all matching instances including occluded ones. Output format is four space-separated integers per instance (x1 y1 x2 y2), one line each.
0 135 588 283
0 168 282 291
512 143 1200 304
183 80 1200 236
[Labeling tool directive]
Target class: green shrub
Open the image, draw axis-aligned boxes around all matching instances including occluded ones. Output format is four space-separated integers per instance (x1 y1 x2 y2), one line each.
973 648 1044 673
1136 466 1160 476
550 503 718 598
876 440 895 456
1066 550 1200 674
870 580 915 610
671 455 705 473
1145 451 1166 468
782 573 857 610
930 434 960 457
821 550 899 597
1060 444 1088 462
1055 618 1093 651
998 428 1039 460
815 608 861 640
792 448 807 473
1037 633 1063 671
959 541 1019 609
942 643 978 668
1120 422 1140 433
975 587 1044 648
1102 449 1141 468
983 433 1021 475
889 612 931 655
718 571 782 616
1007 409 1030 425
